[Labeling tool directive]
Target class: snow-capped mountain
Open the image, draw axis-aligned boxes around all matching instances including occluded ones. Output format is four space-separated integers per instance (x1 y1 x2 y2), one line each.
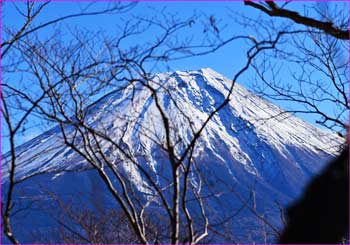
1 68 343 243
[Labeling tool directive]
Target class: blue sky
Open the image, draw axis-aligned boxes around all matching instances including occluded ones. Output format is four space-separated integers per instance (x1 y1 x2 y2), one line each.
2 1 273 78
2 1 348 152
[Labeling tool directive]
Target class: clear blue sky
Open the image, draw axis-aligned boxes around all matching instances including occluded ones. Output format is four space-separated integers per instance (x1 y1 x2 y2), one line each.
3 1 256 77
2 1 348 153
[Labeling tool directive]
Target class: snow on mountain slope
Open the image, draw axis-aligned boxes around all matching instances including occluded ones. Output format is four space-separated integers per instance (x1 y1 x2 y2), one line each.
1 68 343 243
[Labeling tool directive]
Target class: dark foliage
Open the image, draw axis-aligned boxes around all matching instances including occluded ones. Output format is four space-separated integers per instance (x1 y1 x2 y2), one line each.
279 145 349 244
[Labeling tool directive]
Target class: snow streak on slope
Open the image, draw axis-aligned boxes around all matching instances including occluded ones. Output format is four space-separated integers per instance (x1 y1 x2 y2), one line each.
1 68 343 243
3 68 340 182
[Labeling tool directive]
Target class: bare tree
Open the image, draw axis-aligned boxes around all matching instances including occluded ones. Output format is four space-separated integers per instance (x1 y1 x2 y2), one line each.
2 2 296 242
251 29 348 134
244 1 349 40
1 2 135 243
243 2 349 243
2 2 347 244
238 1 349 135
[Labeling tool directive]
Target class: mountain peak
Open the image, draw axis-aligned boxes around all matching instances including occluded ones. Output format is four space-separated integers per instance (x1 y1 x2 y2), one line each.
170 67 222 79
198 67 222 75
3 67 342 180
2 67 344 243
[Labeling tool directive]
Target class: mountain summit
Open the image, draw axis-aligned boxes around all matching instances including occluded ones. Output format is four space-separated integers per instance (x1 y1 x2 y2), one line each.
2 68 343 243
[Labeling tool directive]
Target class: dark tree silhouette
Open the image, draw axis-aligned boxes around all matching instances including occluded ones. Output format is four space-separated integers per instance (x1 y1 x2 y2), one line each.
279 145 349 243
244 2 349 243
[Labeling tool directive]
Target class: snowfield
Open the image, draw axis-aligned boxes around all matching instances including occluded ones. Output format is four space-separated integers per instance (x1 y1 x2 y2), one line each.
1 68 344 243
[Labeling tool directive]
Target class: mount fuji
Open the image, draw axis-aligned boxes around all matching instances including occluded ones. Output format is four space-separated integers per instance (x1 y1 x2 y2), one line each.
1 68 343 243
